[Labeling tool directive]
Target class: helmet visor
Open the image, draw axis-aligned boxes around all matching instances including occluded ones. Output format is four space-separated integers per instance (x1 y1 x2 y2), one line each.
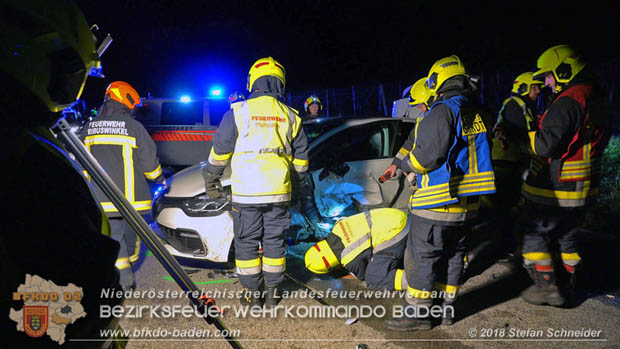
426 73 438 90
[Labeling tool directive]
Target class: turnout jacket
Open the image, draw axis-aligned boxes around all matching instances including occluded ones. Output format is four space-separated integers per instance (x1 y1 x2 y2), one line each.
403 93 496 223
326 208 410 291
522 73 610 207
81 100 163 217
492 96 539 164
205 91 309 204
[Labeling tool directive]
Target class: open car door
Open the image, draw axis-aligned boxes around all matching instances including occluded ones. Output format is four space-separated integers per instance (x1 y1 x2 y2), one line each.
308 120 414 218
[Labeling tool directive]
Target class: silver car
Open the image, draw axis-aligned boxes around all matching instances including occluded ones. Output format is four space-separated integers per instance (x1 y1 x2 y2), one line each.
152 117 416 263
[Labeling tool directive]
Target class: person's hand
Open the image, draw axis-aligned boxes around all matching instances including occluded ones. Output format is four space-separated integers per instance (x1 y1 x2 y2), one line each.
380 165 398 182
492 122 508 149
203 172 222 199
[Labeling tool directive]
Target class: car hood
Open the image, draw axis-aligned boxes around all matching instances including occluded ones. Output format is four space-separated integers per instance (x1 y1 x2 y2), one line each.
166 162 231 198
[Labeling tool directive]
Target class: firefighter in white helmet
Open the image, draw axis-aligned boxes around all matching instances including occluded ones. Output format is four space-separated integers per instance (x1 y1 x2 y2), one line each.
203 57 309 308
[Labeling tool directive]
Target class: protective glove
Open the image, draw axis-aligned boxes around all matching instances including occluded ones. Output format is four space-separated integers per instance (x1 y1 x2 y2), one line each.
290 171 308 207
203 171 222 199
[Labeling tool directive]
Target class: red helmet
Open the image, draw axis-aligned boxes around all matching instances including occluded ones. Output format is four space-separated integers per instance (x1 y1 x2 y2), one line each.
105 81 141 109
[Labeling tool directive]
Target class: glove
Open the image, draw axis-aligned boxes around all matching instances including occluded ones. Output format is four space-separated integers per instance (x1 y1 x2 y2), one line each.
203 171 222 199
290 172 307 206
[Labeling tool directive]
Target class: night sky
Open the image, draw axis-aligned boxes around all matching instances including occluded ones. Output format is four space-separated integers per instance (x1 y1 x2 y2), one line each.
75 0 620 107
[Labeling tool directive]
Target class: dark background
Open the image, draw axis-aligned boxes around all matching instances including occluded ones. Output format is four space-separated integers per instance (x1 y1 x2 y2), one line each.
75 0 620 112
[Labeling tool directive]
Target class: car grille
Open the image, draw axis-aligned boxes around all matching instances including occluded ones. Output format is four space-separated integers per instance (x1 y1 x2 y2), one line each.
158 225 206 256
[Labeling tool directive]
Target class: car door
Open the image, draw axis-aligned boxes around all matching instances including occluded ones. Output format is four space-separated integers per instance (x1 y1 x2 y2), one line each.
308 120 414 218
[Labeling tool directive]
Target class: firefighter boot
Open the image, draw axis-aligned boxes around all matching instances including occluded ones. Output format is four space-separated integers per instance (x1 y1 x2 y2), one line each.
384 299 433 331
562 263 581 306
441 300 455 326
264 287 281 309
521 264 564 306
240 288 263 309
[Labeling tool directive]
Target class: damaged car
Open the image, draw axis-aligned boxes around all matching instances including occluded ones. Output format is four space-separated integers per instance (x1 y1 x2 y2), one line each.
152 117 416 263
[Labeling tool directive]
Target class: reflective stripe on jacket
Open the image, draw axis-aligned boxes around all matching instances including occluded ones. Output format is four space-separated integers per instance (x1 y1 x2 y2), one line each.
409 96 496 211
230 95 306 203
331 208 408 267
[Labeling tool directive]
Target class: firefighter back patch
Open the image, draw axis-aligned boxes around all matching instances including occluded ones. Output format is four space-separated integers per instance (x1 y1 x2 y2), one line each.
461 113 487 136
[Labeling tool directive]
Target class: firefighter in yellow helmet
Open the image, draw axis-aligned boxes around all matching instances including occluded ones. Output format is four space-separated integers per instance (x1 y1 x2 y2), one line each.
305 208 410 290
382 77 433 181
301 95 323 121
484 72 544 257
519 45 610 307
80 81 165 290
0 0 124 345
384 56 496 331
203 57 309 308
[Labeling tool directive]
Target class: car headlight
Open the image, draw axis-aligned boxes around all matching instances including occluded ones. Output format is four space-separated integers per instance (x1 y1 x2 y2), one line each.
183 194 230 216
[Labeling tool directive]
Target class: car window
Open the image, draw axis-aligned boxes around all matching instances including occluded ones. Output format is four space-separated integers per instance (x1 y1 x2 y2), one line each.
391 121 415 157
309 122 392 171
302 118 347 143
161 102 205 125
207 99 230 126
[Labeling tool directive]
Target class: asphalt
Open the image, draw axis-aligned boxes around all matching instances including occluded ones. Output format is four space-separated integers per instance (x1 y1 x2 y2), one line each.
120 228 620 349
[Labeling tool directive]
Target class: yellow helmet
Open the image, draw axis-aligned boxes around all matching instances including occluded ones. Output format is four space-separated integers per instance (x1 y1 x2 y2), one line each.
409 77 432 107
425 55 468 95
246 57 286 92
304 240 340 274
0 0 102 113
511 72 543 96
533 45 585 87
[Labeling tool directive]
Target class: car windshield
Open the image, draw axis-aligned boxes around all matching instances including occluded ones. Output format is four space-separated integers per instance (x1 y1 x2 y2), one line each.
302 117 350 143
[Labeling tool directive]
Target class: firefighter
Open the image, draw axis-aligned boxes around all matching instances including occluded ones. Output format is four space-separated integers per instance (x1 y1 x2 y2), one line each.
486 72 544 257
80 81 165 290
301 95 323 121
520 45 610 306
384 55 496 331
305 208 410 290
382 77 433 180
0 0 124 345
203 57 309 308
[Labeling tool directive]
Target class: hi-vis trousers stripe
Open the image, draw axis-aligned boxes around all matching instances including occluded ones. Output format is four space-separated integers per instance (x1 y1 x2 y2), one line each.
395 269 408 291
262 256 286 273
236 258 262 275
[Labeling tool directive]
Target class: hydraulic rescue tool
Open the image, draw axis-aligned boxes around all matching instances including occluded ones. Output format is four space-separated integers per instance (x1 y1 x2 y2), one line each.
54 117 243 349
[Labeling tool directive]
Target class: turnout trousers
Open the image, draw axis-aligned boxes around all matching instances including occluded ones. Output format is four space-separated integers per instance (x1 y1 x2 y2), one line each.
520 201 583 269
232 202 290 290
364 239 408 291
109 218 139 290
405 214 469 303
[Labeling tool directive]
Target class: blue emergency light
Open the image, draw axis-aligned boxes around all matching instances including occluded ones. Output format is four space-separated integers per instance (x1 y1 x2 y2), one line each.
179 95 191 103
209 86 223 97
